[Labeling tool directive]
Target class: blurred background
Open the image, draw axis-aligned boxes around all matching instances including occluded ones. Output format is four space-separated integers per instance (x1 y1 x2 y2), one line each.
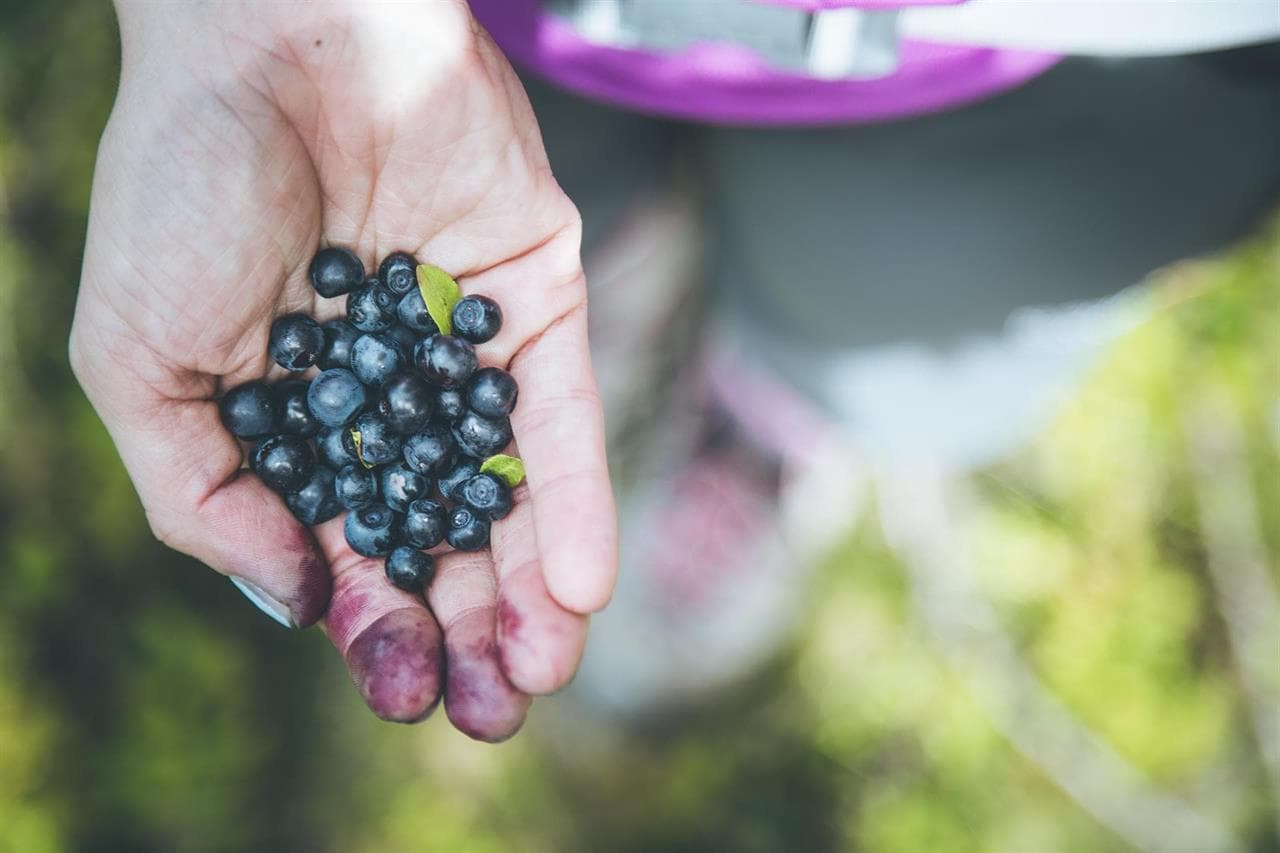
1 2 1278 851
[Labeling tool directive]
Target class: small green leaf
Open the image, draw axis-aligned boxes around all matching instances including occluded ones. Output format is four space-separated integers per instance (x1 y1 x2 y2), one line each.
480 454 525 488
416 263 461 336
350 428 373 469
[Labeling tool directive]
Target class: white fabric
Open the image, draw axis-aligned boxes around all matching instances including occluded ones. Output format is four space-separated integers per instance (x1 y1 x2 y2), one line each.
903 0 1280 55
823 286 1152 471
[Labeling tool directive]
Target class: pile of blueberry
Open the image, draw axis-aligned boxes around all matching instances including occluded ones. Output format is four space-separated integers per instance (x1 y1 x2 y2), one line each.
217 247 522 594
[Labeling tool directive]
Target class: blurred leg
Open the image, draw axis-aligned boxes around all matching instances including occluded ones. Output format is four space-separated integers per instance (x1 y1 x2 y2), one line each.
524 78 848 717
525 77 863 718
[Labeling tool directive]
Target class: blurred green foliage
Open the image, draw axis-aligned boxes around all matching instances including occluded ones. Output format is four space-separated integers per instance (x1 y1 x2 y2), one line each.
0 2 1276 851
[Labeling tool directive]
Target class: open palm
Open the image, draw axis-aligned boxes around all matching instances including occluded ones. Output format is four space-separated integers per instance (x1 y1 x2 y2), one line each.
71 2 616 739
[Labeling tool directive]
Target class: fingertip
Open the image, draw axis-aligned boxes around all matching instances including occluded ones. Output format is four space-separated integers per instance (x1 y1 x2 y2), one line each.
345 608 444 723
535 481 618 615
443 609 531 743
496 570 588 696
543 547 617 615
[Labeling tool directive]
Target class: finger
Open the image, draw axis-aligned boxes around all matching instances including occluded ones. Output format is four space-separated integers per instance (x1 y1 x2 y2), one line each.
490 487 591 695
450 229 618 616
69 333 331 627
506 307 619 614
315 519 444 723
427 550 531 742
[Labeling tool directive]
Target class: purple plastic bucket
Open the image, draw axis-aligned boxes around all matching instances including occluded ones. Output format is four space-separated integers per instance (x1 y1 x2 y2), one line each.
471 0 1061 126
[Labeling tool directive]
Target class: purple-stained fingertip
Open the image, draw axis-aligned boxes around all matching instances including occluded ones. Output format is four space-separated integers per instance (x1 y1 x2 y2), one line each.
345 608 444 723
444 613 531 742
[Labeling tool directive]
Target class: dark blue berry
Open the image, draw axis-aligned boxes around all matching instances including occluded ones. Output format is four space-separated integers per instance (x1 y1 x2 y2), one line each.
251 434 315 493
385 546 435 592
414 334 476 389
451 294 502 344
346 279 397 333
446 506 491 551
403 499 447 549
285 465 343 525
319 318 361 370
274 379 319 438
350 333 402 387
396 289 438 335
317 426 357 469
460 472 513 521
385 324 420 363
335 463 378 509
219 381 277 439
436 388 466 422
453 410 513 459
350 412 402 466
344 504 401 558
379 374 434 435
309 246 364 298
402 423 455 476
269 313 324 371
378 251 419 297
437 457 480 503
379 462 430 513
307 368 367 427
467 367 518 418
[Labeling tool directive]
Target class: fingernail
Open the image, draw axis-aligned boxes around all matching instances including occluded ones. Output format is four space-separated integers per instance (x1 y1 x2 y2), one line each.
230 576 296 628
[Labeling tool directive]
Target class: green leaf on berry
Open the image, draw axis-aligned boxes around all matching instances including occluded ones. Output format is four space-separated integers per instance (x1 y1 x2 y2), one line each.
350 427 373 470
480 454 525 488
416 263 461 336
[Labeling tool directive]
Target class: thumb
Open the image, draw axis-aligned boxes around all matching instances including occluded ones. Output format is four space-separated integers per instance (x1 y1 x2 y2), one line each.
70 332 331 627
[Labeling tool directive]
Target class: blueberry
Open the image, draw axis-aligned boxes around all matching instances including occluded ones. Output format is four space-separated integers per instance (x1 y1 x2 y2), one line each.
385 324 420 363
344 504 401 558
268 313 324 371
453 410 513 459
466 367 518 418
460 472 514 521
350 412 403 466
335 463 378 509
379 462 430 513
309 246 364 298
251 434 315 493
273 379 319 438
219 381 277 439
319 318 361 370
285 465 343 525
451 294 502 344
378 251 419 297
446 506 491 551
307 368 367 427
436 388 466 423
413 334 476 389
350 333 402 387
346 279 397 333
317 426 357 469
436 456 480 503
385 546 435 592
403 498 447 549
379 374 434 435
396 289 438 335
402 423 455 476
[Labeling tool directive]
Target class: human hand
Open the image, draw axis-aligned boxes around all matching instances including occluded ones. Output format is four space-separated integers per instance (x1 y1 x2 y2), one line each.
70 0 616 739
